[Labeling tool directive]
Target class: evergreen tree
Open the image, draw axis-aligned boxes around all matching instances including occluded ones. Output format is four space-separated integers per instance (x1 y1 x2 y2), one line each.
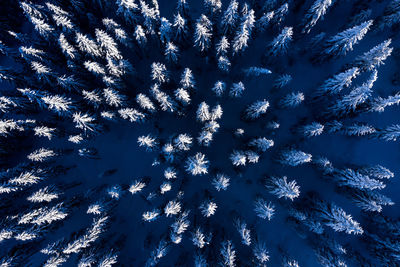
229 82 245 97
343 123 376 136
230 150 247 166
253 241 270 265
173 13 189 42
212 81 226 96
116 0 140 25
220 240 236 267
378 0 400 30
212 173 230 191
355 39 393 70
279 92 304 108
369 92 400 113
254 198 275 220
329 70 377 116
303 0 335 34
151 62 169 84
317 67 359 95
159 17 172 44
234 218 251 246
185 153 209 175
216 36 230 56
218 56 231 72
315 201 363 235
243 100 270 120
199 199 217 217
300 122 324 137
269 27 293 56
221 0 239 35
279 149 312 166
267 176 300 200
334 168 385 190
165 42 179 63
249 137 274 152
321 20 373 56
194 15 212 52
375 124 400 141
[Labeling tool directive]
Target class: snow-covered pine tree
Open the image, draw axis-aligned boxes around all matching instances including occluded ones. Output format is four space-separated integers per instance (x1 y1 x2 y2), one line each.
378 0 400 30
314 201 364 235
136 93 156 112
204 0 222 17
219 240 236 267
27 186 59 203
180 68 196 90
135 25 147 47
257 11 274 32
116 0 140 25
95 28 122 60
199 199 217 217
216 36 230 56
212 173 230 191
274 74 292 88
230 150 247 166
279 149 312 166
374 124 400 141
268 26 293 56
279 92 304 108
232 8 255 55
151 62 169 84
174 88 191 105
302 0 335 34
118 108 146 123
140 0 160 35
73 112 101 133
212 81 226 97
159 17 172 44
234 218 251 246
273 3 289 25
27 148 57 162
248 137 274 152
343 123 376 136
150 84 177 112
192 228 210 248
254 198 275 220
137 135 159 151
253 241 270 265
267 176 300 200
360 165 394 180
316 67 359 95
196 102 211 122
164 200 181 217
243 67 271 77
368 92 400 113
300 122 324 137
355 39 393 71
218 56 231 72
229 82 245 97
353 189 394 212
185 152 209 175
75 32 102 57
174 133 193 151
243 99 270 120
321 20 373 57
333 168 385 190
194 15 212 52
165 42 179 63
329 70 377 116
129 179 147 194
173 13 188 42
220 0 239 35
